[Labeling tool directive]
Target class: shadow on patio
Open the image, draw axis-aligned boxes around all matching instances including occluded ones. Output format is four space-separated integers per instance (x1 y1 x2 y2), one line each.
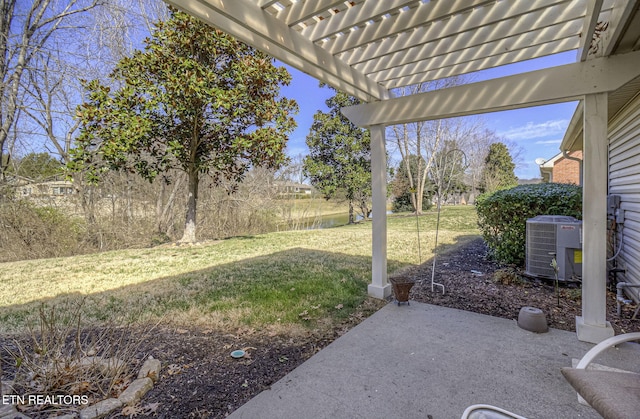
229 302 620 419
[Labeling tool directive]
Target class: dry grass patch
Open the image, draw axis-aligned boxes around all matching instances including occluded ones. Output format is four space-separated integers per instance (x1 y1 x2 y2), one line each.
0 206 479 334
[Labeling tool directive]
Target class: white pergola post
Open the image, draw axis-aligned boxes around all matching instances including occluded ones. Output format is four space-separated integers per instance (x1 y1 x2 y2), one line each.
369 124 391 299
576 92 614 343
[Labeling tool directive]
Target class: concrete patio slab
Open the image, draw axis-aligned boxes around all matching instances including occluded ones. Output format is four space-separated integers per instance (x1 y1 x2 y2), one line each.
228 302 615 419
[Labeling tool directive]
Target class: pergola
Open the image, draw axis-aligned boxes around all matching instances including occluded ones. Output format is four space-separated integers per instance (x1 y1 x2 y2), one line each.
166 0 640 343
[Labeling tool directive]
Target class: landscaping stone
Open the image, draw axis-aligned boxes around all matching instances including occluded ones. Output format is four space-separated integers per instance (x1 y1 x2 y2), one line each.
77 357 125 373
137 357 161 382
79 398 122 419
118 377 153 406
1 356 161 419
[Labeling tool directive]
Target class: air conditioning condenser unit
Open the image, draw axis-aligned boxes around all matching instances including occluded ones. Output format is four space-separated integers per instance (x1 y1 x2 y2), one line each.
525 215 582 281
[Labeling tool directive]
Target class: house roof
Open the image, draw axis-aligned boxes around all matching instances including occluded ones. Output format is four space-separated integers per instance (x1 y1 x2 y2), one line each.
166 0 640 128
539 152 566 168
561 75 640 152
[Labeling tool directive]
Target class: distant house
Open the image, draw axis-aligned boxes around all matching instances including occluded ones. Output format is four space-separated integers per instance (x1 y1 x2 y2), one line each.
537 151 583 185
15 178 75 199
517 178 543 186
5 174 32 188
276 182 313 196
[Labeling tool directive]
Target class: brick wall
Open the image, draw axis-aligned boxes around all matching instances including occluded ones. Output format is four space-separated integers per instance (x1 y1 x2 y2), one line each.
553 151 582 184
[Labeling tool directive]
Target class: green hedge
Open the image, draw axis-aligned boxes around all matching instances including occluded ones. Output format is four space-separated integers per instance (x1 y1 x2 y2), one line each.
476 183 582 266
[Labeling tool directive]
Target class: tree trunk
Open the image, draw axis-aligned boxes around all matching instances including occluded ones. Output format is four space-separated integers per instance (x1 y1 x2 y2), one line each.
125 176 133 222
155 176 182 236
71 173 102 248
415 190 423 214
71 173 97 226
180 167 199 243
359 198 370 220
348 200 354 224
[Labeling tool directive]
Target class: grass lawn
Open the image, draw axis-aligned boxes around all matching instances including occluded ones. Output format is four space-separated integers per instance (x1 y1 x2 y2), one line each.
277 196 347 219
0 206 479 335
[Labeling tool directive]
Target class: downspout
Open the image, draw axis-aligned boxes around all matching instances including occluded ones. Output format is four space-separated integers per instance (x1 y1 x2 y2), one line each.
562 150 583 186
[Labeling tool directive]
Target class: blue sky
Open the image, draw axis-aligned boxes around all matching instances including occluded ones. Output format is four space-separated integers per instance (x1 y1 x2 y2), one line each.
279 51 580 180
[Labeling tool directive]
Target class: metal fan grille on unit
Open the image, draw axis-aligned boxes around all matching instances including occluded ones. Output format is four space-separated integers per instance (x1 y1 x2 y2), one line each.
526 222 556 278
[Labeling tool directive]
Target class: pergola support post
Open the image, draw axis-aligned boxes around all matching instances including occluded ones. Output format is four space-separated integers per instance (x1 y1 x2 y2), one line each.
368 124 391 299
576 92 614 343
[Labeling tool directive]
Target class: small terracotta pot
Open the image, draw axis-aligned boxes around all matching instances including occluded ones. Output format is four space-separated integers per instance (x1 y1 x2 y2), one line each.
389 276 416 305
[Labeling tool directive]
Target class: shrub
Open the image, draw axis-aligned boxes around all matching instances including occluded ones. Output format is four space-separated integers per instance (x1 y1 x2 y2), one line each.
476 183 582 266
1 298 151 417
0 200 86 262
392 191 433 213
493 267 523 285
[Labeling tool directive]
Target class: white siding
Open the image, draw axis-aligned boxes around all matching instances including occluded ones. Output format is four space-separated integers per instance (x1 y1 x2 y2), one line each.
609 93 640 302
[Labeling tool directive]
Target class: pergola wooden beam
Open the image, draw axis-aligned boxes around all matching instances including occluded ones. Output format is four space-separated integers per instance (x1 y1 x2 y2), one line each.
325 0 503 55
165 0 391 102
327 0 566 56
368 19 582 81
342 50 640 127
301 0 416 42
384 37 578 89
602 0 640 56
277 0 346 27
577 0 605 60
347 3 586 73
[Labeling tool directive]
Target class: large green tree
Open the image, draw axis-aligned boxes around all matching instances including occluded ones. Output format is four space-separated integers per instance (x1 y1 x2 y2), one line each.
479 142 518 193
71 11 297 243
303 89 371 224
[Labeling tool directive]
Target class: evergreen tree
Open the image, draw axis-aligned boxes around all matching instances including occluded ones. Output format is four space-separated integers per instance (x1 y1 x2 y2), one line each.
303 89 371 223
71 11 297 243
479 142 518 193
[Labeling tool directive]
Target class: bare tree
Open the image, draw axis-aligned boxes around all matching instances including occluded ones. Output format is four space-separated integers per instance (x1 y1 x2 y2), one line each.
388 105 439 214
277 153 308 185
387 78 471 214
197 167 281 239
22 52 79 161
91 0 168 65
154 174 184 238
459 128 496 203
6 0 169 227
458 127 526 202
0 0 105 181
429 130 474 207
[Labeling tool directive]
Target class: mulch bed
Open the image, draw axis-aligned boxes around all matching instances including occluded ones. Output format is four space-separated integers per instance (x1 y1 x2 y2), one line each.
409 238 640 335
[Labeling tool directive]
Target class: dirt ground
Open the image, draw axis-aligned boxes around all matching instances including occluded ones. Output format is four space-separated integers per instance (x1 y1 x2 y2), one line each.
5 238 640 418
